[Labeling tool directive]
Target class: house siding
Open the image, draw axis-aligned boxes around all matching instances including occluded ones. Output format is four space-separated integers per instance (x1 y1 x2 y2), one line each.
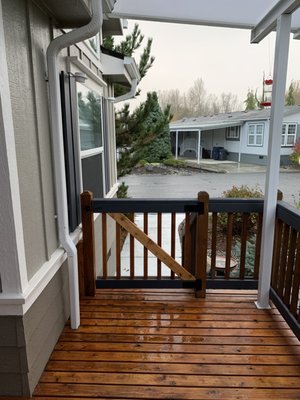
240 153 268 165
227 152 239 162
1 0 121 395
0 262 69 396
3 0 57 279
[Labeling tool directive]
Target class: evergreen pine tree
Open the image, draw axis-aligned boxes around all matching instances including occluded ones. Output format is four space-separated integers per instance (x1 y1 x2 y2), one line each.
244 90 259 111
286 82 296 106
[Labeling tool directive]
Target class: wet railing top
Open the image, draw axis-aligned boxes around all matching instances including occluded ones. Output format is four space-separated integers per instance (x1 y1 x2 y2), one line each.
91 197 264 214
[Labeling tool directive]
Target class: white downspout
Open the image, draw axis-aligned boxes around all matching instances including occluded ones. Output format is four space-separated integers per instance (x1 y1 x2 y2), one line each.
114 78 138 103
46 0 103 329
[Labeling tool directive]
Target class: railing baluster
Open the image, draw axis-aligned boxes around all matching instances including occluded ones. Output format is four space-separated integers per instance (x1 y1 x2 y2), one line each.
184 212 191 271
102 213 107 279
171 212 176 279
80 191 95 296
277 224 290 298
290 234 300 318
77 239 84 298
225 213 233 279
129 212 135 279
283 228 297 306
254 212 263 280
195 191 209 298
116 221 121 279
157 212 162 279
143 213 148 279
210 212 217 279
239 213 249 279
272 219 283 290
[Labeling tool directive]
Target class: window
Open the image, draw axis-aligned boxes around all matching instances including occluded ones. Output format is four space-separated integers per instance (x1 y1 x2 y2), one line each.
87 34 100 57
281 123 297 147
60 72 107 231
77 82 105 198
226 126 240 140
247 123 264 147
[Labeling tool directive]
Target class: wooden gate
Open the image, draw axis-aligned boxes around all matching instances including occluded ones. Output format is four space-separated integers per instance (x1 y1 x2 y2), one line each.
79 191 209 298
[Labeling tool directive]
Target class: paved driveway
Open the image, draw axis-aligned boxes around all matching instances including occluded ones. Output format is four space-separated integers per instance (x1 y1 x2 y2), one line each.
122 171 300 206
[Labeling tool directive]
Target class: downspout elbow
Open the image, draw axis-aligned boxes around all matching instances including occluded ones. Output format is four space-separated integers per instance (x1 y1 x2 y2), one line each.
114 78 138 104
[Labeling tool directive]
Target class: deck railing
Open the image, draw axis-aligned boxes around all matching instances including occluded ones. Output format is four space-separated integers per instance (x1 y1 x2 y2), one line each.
80 191 266 293
270 200 300 340
80 191 209 297
205 198 264 289
79 190 300 338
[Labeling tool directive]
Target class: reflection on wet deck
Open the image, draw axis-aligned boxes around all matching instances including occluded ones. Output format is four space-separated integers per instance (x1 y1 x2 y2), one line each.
33 289 300 399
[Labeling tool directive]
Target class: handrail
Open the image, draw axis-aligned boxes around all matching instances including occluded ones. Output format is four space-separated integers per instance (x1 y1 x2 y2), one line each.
271 200 300 340
209 198 264 213
277 200 300 231
91 197 264 214
91 198 204 213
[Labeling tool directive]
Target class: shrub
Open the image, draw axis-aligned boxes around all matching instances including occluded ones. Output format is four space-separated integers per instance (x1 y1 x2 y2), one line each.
138 159 148 166
163 158 187 167
135 133 172 163
219 185 263 235
292 191 300 210
290 138 300 166
117 182 129 199
233 235 256 277
222 185 263 199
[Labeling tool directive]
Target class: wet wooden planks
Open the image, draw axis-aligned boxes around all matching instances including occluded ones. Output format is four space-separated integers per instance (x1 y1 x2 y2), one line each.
34 289 300 400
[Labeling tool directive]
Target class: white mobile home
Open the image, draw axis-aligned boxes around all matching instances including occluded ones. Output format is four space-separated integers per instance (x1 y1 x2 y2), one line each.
170 106 300 165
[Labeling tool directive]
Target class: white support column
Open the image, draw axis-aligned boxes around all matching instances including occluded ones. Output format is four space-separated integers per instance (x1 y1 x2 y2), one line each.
0 1 28 295
256 14 291 309
197 130 201 164
175 130 178 159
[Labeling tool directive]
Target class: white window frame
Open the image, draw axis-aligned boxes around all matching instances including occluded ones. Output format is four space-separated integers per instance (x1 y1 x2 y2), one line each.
77 81 106 196
226 126 240 140
85 33 100 58
281 123 297 147
247 123 264 147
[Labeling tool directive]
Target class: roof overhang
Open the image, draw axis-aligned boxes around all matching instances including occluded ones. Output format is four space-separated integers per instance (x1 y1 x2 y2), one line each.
38 0 91 27
111 0 300 41
101 49 140 85
102 16 124 36
39 0 117 28
170 121 243 131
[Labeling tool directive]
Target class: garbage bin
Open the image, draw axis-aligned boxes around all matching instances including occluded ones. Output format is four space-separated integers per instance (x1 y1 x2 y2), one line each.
212 146 223 160
219 149 227 161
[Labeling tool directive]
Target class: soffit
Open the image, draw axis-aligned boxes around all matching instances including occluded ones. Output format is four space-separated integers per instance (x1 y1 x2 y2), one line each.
39 0 117 28
111 0 300 34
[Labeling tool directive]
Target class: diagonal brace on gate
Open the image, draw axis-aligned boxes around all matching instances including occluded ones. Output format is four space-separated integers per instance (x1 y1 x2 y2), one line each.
109 212 196 281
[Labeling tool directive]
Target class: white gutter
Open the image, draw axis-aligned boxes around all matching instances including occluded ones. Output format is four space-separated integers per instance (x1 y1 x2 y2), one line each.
46 0 103 329
114 77 138 103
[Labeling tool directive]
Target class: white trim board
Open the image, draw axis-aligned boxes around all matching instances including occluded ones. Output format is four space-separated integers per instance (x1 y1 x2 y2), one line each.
0 228 81 316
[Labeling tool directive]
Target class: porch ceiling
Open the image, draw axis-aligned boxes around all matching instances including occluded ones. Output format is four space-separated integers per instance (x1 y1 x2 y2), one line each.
111 0 300 40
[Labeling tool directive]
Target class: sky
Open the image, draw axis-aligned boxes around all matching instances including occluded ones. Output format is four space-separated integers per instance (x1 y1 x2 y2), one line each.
120 20 300 111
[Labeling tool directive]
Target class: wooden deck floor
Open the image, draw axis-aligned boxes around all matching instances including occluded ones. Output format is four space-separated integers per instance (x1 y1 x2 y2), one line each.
33 289 300 399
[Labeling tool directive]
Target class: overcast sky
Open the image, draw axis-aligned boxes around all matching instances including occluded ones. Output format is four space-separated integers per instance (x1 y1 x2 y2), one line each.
121 20 300 111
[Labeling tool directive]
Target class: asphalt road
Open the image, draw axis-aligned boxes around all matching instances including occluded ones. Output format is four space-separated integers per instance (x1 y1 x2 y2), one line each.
121 171 300 205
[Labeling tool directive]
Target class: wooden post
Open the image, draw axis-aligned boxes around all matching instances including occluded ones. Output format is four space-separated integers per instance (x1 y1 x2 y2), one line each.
277 190 283 201
195 191 209 298
81 191 96 296
76 239 85 298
